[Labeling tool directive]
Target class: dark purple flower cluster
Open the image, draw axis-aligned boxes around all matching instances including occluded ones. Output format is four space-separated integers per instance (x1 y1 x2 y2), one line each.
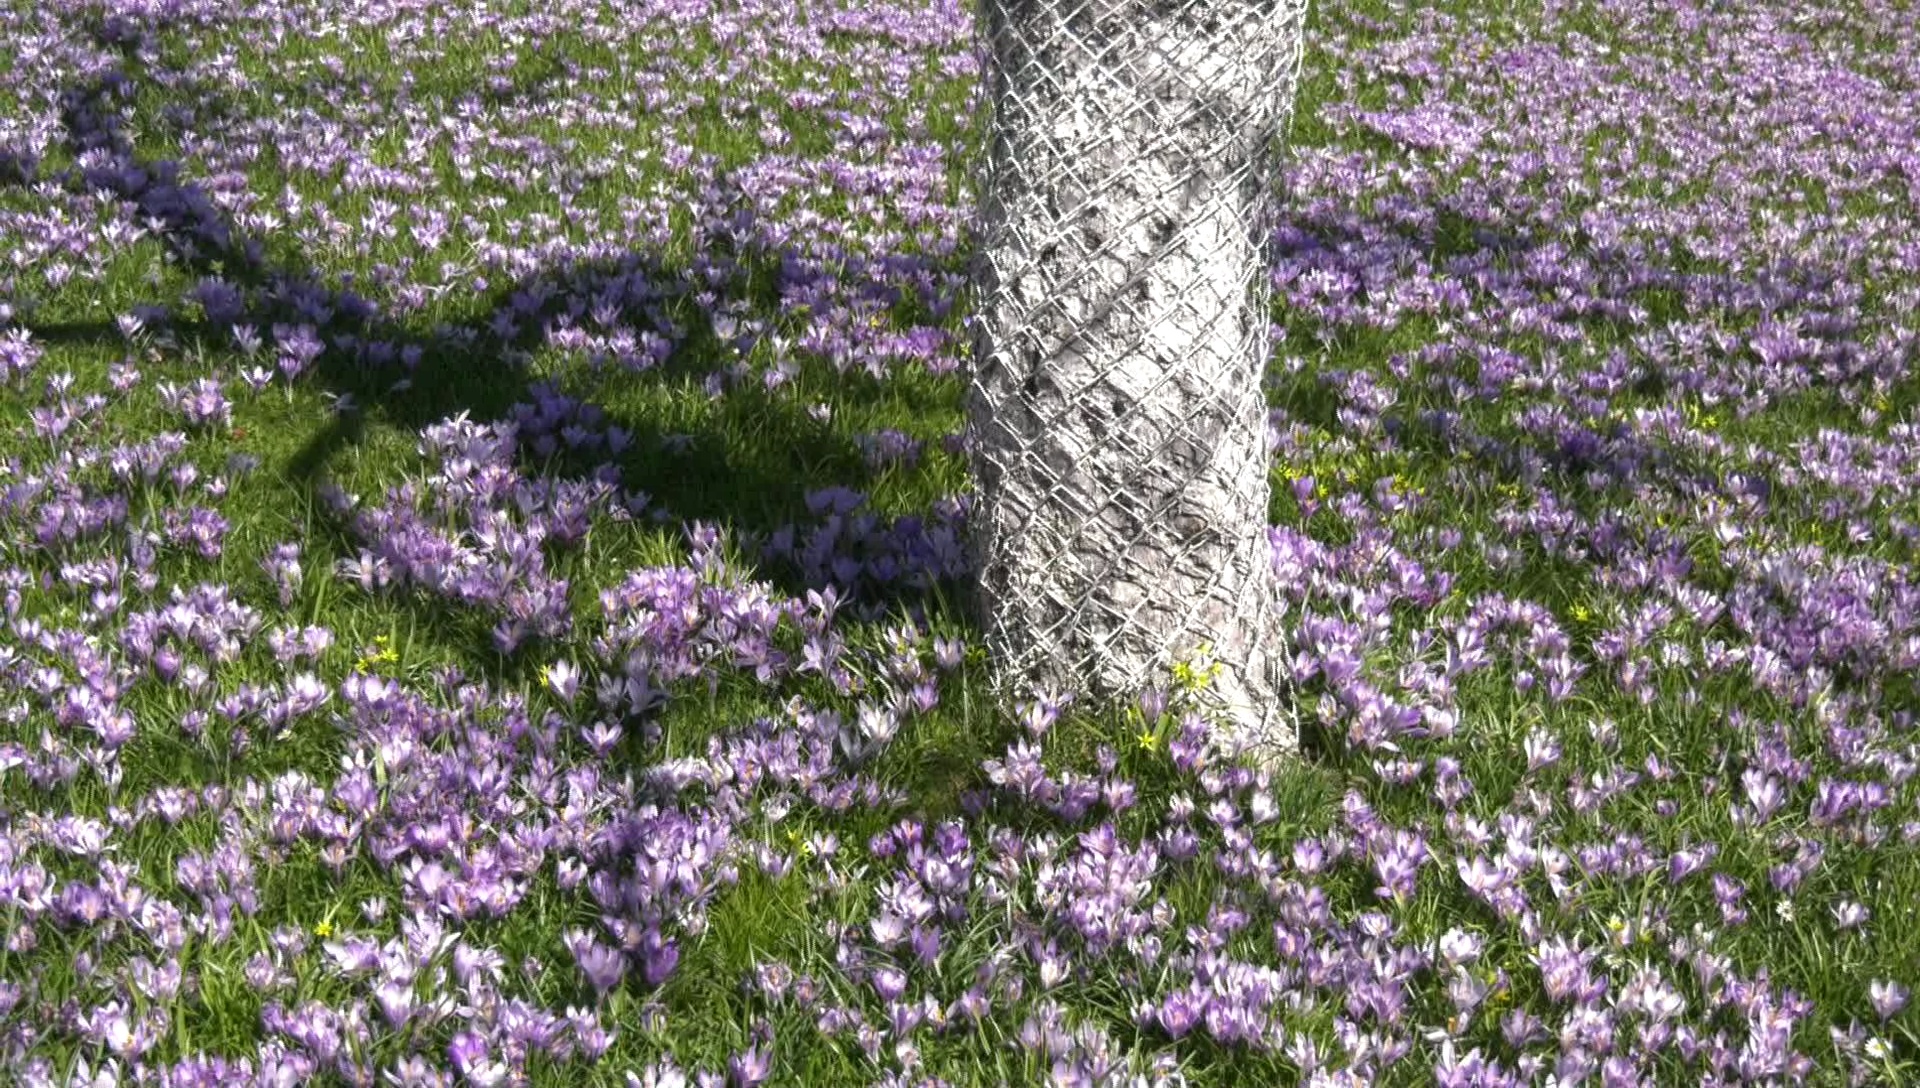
336 411 631 653
756 488 969 611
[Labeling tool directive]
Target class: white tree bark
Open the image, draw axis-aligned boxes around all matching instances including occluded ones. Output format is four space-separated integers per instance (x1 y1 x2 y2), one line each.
967 0 1307 759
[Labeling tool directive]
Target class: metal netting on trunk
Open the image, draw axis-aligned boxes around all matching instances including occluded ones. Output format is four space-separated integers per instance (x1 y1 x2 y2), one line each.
965 0 1309 760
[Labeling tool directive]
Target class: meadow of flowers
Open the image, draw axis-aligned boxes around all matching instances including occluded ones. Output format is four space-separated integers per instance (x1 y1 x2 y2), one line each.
2 0 1919 1083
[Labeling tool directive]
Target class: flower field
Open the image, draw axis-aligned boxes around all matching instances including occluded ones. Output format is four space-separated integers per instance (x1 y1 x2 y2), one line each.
2 0 1919 1084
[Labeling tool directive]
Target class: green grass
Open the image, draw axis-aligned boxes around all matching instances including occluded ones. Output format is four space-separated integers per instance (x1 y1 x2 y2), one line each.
5 0 1920 1082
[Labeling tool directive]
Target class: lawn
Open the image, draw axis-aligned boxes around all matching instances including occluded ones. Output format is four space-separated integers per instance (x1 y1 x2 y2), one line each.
1 0 1918 1084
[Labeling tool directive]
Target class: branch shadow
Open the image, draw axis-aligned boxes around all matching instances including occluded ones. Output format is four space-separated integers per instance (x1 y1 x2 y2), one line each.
10 15 969 677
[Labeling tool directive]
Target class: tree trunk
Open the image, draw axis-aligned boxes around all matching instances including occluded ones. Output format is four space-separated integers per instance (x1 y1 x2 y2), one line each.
966 0 1306 759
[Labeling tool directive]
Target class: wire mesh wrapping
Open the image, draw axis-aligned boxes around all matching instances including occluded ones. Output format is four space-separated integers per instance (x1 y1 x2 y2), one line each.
964 0 1309 759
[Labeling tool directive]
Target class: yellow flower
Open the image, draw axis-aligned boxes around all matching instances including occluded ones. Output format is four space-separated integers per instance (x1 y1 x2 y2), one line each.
1136 728 1159 753
314 920 333 938
1570 604 1591 623
1174 644 1222 692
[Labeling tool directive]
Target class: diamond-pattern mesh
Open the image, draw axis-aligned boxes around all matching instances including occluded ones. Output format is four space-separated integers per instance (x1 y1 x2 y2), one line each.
965 0 1309 759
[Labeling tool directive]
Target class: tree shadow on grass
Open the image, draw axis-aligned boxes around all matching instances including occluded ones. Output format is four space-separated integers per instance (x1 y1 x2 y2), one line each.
10 15 968 679
7 9 1745 771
